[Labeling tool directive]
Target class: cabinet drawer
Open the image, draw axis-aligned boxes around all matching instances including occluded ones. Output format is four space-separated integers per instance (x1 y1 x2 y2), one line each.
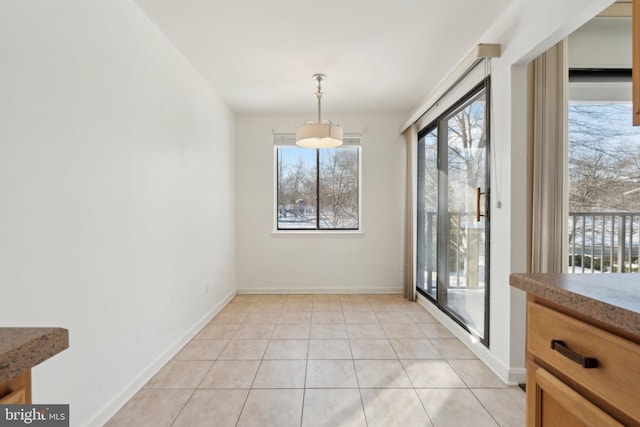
527 301 640 424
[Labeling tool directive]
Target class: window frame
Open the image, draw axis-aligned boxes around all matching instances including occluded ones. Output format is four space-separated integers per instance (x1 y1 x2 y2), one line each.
568 68 632 103
273 134 363 233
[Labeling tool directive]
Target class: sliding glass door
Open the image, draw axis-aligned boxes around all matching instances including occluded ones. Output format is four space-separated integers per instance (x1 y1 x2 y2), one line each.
417 82 490 344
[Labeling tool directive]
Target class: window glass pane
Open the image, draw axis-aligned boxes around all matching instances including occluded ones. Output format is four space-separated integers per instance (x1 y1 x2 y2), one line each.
568 100 640 273
568 102 639 212
276 146 317 229
417 128 438 299
319 146 359 229
444 90 487 338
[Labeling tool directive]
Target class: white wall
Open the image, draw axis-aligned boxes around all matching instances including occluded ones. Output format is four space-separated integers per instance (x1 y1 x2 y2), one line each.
569 17 632 68
0 1 236 426
236 113 405 293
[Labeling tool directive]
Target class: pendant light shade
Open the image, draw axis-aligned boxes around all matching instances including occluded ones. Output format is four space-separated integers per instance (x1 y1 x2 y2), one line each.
296 74 343 148
296 123 344 148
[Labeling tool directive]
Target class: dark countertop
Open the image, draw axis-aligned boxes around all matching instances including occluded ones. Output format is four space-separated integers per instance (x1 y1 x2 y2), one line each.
510 273 640 338
0 328 69 384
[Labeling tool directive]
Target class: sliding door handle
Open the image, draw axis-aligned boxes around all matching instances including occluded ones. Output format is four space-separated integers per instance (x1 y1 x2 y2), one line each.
476 187 486 222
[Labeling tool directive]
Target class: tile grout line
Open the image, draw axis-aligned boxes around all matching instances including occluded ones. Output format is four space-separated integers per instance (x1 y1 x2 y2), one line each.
342 300 369 426
233 389 251 427
349 299 370 427
299 337 310 427
468 388 505 427
235 301 277 426
167 388 197 427
381 308 434 425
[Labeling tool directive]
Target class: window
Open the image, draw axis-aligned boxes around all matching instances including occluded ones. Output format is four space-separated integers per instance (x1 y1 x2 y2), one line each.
568 69 640 273
274 135 361 231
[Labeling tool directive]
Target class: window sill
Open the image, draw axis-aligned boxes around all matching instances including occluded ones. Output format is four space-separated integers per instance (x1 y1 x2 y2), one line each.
271 230 365 237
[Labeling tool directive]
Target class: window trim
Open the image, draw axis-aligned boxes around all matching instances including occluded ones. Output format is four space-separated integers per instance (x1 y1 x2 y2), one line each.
272 134 363 233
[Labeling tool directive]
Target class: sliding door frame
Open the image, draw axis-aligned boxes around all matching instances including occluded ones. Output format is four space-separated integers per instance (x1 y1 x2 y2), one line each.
416 79 491 346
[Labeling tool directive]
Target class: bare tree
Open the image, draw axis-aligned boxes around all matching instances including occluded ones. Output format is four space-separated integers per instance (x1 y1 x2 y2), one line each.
319 148 359 228
569 104 640 212
446 96 487 287
278 156 315 221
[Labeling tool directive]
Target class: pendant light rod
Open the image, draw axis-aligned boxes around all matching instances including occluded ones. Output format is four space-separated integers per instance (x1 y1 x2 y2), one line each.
313 74 325 123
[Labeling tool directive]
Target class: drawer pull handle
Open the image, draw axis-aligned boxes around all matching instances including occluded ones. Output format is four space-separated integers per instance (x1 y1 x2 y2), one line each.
551 340 598 368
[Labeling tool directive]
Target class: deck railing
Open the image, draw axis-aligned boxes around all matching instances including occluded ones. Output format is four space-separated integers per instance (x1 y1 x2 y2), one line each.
569 212 640 273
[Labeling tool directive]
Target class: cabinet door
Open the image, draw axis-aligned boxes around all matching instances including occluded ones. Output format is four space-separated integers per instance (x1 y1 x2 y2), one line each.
0 370 31 404
526 361 622 427
0 386 26 404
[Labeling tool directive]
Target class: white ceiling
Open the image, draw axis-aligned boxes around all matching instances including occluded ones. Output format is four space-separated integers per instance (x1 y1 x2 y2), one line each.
133 0 514 114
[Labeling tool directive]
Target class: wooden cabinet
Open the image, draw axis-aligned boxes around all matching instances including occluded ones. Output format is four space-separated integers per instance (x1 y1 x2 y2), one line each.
0 370 31 404
526 298 640 426
634 0 640 125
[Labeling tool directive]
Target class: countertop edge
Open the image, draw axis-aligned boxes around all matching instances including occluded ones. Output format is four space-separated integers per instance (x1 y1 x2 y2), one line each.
0 328 69 384
510 273 640 338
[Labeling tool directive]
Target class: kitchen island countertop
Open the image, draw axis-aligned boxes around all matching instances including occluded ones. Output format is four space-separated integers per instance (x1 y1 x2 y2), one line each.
510 273 640 339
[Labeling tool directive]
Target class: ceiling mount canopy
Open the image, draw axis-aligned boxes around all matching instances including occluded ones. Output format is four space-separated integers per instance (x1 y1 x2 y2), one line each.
296 74 343 148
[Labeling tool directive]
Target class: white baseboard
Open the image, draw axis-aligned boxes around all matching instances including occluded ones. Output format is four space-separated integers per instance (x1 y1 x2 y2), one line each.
237 287 402 295
85 289 237 427
508 367 527 385
416 294 525 386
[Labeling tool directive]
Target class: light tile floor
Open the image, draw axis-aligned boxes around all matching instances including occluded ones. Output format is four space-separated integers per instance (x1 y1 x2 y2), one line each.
106 294 525 427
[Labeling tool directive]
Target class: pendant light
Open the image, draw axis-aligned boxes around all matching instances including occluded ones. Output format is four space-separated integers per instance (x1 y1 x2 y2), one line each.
295 74 343 148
